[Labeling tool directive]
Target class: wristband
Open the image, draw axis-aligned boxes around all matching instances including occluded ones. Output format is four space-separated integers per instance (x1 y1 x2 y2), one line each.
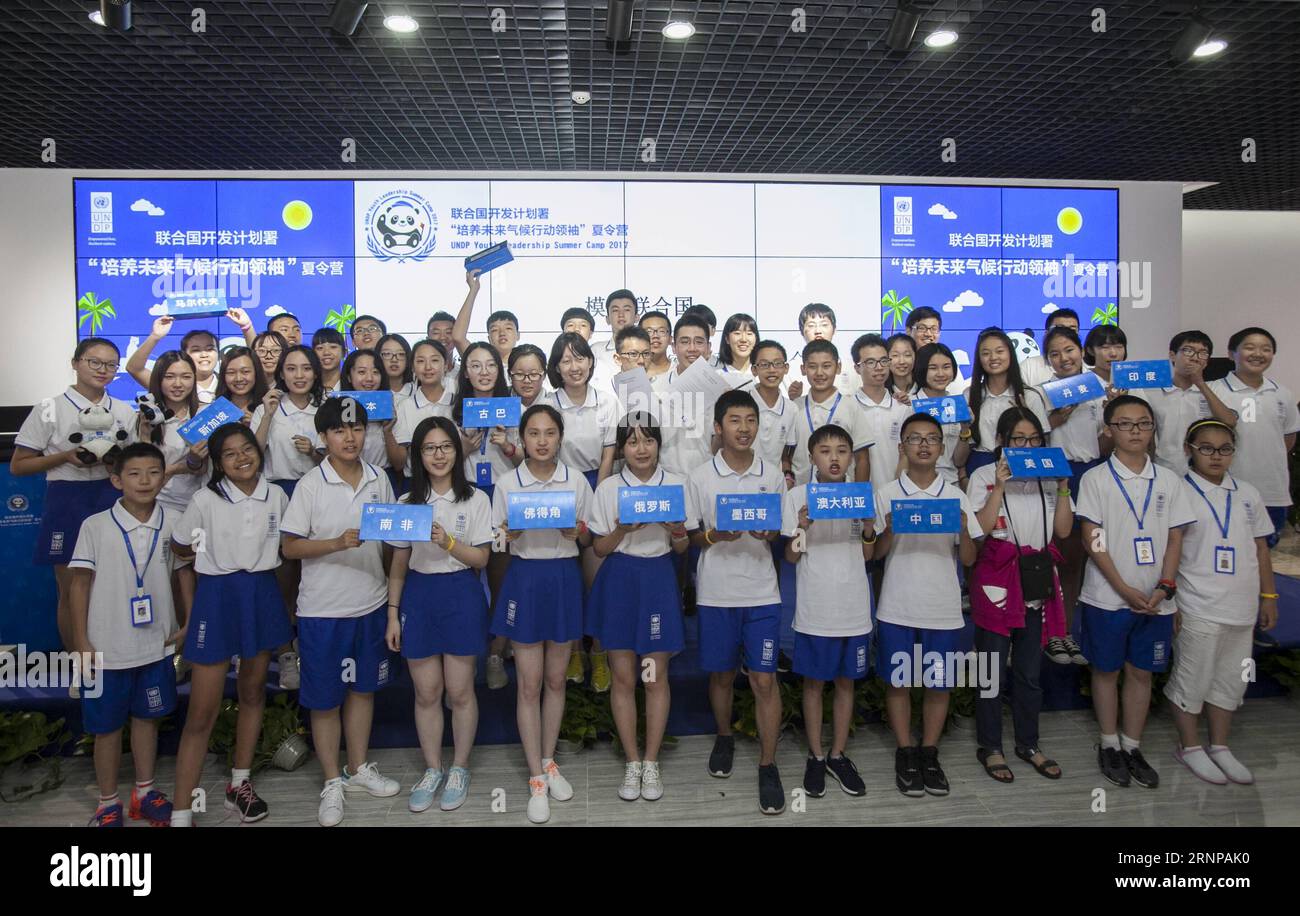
1260 592 1279 600
861 529 877 544
670 527 688 540
704 529 716 545
576 520 588 536
387 603 400 609
505 443 517 458
959 428 973 440
443 534 456 552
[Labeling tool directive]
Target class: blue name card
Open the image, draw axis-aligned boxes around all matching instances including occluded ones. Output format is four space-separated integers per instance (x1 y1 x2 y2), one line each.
163 291 228 319
1042 372 1106 409
330 390 394 421
1110 360 1172 390
807 482 875 520
912 395 971 424
462 396 522 429
618 485 686 524
891 498 961 534
507 490 577 530
716 493 782 531
1003 447 1071 479
176 396 244 444
360 502 434 541
464 241 514 274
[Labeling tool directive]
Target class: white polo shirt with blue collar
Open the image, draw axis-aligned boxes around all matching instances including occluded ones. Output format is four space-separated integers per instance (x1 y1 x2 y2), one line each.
687 454 784 608
1207 371 1300 507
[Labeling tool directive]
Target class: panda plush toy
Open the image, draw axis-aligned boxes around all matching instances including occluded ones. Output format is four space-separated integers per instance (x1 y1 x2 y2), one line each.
135 392 174 426
1007 330 1041 364
68 404 129 465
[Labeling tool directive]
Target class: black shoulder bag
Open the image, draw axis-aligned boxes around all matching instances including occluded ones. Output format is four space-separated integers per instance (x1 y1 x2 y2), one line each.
1002 480 1055 602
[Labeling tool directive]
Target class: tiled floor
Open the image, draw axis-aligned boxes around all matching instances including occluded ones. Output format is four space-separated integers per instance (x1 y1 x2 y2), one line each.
1270 524 1300 577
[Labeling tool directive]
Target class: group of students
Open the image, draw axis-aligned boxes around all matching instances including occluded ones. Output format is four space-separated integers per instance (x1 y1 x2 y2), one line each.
12 274 1295 826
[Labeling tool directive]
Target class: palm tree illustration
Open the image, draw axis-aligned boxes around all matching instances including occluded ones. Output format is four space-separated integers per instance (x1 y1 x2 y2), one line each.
324 303 357 334
1091 302 1118 326
881 290 913 334
77 292 116 334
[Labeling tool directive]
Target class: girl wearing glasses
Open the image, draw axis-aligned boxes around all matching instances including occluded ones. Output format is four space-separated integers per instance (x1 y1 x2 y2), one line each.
252 330 289 381
375 333 416 403
1166 419 1278 786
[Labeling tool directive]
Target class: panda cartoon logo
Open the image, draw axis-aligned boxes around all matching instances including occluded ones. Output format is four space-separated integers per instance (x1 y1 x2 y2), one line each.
1007 330 1040 364
375 200 424 250
364 189 438 262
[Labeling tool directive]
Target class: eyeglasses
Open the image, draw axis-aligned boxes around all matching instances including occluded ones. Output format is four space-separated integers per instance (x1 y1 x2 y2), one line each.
1178 347 1210 361
80 357 121 373
1008 435 1045 447
1191 443 1236 457
420 442 457 456
856 358 890 370
510 371 544 383
379 350 405 361
912 322 941 334
465 362 496 373
644 326 670 337
903 434 944 446
755 360 787 371
254 347 282 359
352 324 382 335
1108 419 1155 432
618 350 652 361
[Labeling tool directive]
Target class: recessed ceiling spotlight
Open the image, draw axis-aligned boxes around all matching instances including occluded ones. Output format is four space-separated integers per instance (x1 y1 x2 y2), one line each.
383 14 418 33
571 91 592 105
663 20 695 40
1192 38 1227 57
923 29 958 49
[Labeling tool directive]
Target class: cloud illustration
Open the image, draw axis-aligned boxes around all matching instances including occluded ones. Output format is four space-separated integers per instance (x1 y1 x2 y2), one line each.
1041 302 1060 314
148 303 168 316
131 198 165 217
264 304 287 317
941 289 985 313
928 203 958 220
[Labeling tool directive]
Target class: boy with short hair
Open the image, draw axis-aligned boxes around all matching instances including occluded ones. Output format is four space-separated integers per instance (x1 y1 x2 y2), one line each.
688 389 788 814
656 314 719 475
873 413 981 797
69 442 194 826
426 310 456 346
612 326 653 406
594 289 640 385
787 303 857 398
782 424 874 798
1139 330 1237 471
750 340 797 465
682 304 719 367
269 312 303 347
450 269 521 364
851 333 911 484
1021 308 1079 387
349 315 386 352
638 310 675 382
561 307 596 339
783 340 870 487
1076 394 1196 789
281 397 400 826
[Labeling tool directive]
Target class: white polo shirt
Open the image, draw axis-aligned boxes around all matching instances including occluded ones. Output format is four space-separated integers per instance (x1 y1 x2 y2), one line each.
1207 372 1300 506
1137 383 1211 471
655 383 717 476
873 473 981 630
589 466 696 559
360 424 391 469
1039 376 1105 461
789 391 870 485
280 458 393 618
753 389 797 465
393 386 454 446
172 477 288 576
854 389 911 483
780 481 872 637
16 388 138 482
386 486 493 574
197 374 218 405
1176 471 1274 625
250 398 321 482
548 386 619 473
491 461 594 560
591 337 620 395
967 384 1051 455
967 463 1071 551
154 415 206 511
1020 354 1054 388
687 454 784 608
1075 456 1197 614
69 501 181 669
391 381 418 405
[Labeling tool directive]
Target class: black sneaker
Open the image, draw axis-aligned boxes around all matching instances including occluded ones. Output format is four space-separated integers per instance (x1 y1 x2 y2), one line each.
708 735 735 778
918 745 950 796
895 746 924 797
224 780 269 822
758 763 785 815
1097 745 1130 787
777 650 794 674
825 753 867 796
1123 748 1159 789
803 755 826 797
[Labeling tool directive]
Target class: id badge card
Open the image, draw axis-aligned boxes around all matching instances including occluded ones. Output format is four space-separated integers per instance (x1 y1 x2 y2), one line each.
1133 537 1155 566
1214 545 1236 575
476 461 494 487
131 594 154 627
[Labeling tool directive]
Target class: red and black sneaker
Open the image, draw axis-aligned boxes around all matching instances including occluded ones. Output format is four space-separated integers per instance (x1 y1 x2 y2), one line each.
89 803 125 827
225 781 269 823
129 787 173 826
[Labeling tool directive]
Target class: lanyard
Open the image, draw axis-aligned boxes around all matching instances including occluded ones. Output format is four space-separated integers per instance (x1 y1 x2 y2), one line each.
1184 474 1231 540
804 393 841 435
1107 458 1154 531
112 514 160 597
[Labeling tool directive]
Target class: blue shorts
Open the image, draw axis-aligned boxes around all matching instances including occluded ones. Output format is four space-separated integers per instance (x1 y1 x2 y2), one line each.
185 570 292 664
588 552 684 654
34 478 118 565
297 606 394 710
272 478 298 501
875 620 965 690
490 557 584 644
1068 458 1104 503
697 604 782 674
399 568 489 658
81 656 177 735
1079 602 1174 673
794 632 871 682
1266 506 1288 549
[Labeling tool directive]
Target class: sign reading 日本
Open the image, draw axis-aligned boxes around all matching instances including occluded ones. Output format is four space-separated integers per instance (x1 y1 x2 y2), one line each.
330 390 394 421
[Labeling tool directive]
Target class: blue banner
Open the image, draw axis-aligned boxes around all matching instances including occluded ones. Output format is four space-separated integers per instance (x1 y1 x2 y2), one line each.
0 465 58 652
912 395 971 424
891 498 962 534
461 396 522 429
330 389 394 422
618 485 686 524
1003 447 1071 479
163 291 228 319
177 396 245 444
1042 371 1106 409
508 490 577 530
716 493 782 531
360 502 434 541
1110 360 1172 390
807 482 875 520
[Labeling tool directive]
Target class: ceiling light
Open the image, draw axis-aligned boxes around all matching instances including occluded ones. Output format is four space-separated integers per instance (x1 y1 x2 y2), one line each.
383 14 418 33
1192 38 1227 57
571 91 591 105
89 10 105 26
327 0 369 36
98 1 131 30
924 29 958 49
885 2 921 52
1171 14 1213 63
606 0 634 49
663 21 695 40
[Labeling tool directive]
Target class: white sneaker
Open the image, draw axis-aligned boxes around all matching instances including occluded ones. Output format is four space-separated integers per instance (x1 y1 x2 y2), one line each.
343 761 400 797
486 654 508 690
1174 746 1227 785
542 759 573 801
278 651 300 690
618 761 643 801
1208 747 1254 784
641 760 664 801
318 779 345 826
527 776 550 824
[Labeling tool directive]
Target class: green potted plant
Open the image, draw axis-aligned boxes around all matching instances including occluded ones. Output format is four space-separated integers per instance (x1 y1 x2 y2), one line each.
0 711 72 801
260 693 310 772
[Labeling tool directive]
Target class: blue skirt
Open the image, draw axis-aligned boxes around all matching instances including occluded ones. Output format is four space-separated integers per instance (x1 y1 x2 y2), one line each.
386 467 406 497
966 450 996 475
588 552 684 654
185 570 293 664
1068 458 1103 502
490 557 584 644
399 568 489 658
582 468 599 491
272 478 298 500
34 478 118 565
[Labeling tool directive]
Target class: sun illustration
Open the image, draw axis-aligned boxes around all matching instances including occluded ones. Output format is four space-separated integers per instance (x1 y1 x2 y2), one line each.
1057 206 1083 235
282 200 313 230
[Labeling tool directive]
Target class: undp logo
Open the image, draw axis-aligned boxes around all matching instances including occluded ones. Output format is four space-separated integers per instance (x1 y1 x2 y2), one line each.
7 495 28 512
363 189 438 262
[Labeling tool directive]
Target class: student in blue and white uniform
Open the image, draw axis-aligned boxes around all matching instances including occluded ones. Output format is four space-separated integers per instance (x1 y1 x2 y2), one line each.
453 342 519 505
340 348 401 492
910 343 971 486
784 339 870 487
376 333 417 405
750 340 797 466
169 423 292 826
491 403 595 824
718 313 760 378
850 334 911 485
312 327 346 395
139 351 206 517
386 416 493 815
589 414 693 803
965 328 1050 476
886 333 917 402
390 338 455 473
251 344 324 500
1136 330 1237 472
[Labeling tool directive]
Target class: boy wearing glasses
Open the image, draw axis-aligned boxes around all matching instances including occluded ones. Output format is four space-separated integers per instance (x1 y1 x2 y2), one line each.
1076 395 1196 789
750 340 797 465
786 304 858 399
348 315 386 353
903 308 968 395
594 289 641 390
1139 331 1237 471
851 333 911 485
